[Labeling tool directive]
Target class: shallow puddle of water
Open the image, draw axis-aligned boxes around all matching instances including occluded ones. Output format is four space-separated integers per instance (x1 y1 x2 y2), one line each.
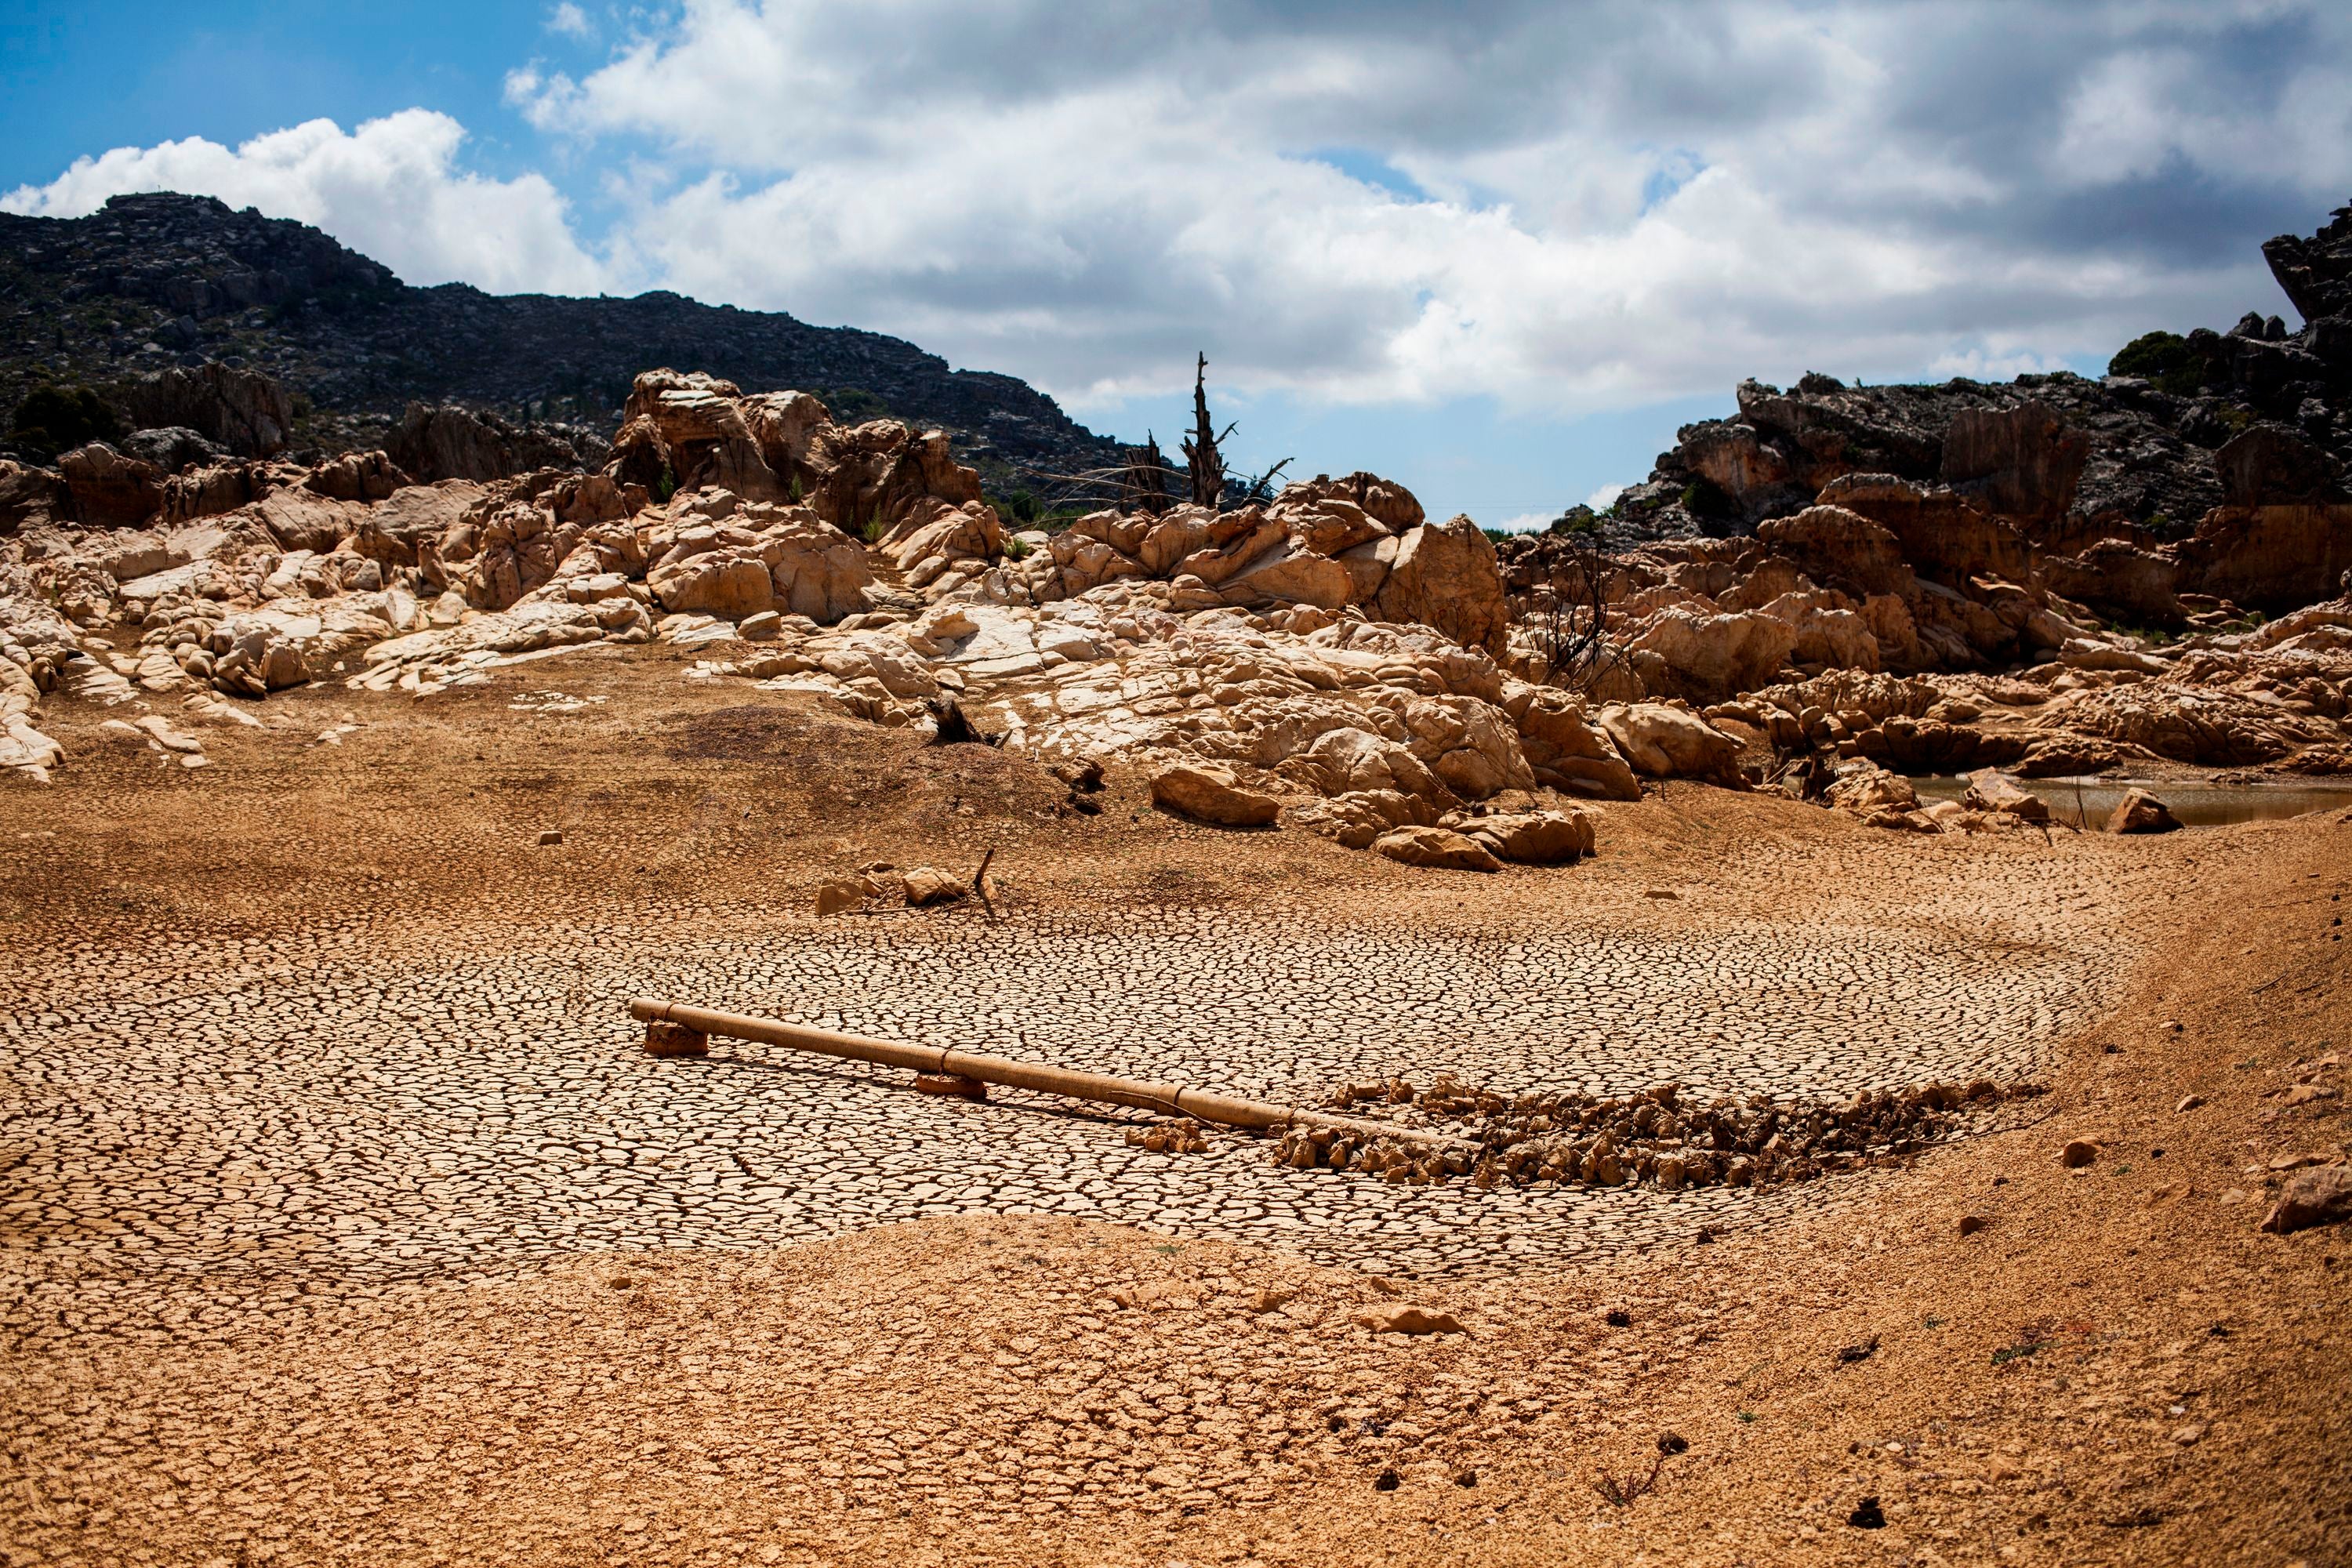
1909 775 2352 828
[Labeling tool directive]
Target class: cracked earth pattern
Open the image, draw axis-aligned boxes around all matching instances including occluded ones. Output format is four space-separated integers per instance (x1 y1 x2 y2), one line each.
2 818 2187 1359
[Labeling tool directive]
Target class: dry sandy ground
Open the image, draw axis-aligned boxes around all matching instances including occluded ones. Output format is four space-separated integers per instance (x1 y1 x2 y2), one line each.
3 649 2348 1567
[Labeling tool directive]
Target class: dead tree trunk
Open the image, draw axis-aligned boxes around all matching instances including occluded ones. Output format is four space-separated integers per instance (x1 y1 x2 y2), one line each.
1180 352 1236 510
1122 433 1172 515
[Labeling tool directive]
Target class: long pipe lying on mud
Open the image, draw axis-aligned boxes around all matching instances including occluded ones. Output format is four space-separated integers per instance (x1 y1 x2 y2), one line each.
628 996 1475 1150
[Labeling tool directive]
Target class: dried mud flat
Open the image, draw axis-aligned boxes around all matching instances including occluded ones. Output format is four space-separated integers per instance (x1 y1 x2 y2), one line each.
3 660 2349 1567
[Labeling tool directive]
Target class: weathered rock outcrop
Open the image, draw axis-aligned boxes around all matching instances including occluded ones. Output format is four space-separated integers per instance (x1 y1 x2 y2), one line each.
388 402 611 483
119 362 294 457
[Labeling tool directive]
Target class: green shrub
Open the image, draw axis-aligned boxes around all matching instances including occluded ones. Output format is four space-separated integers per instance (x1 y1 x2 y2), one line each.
2107 331 2206 396
9 383 123 460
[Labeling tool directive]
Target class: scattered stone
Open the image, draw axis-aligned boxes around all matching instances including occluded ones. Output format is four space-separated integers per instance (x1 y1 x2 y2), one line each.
1354 1305 1466 1335
813 878 866 916
2259 1164 2352 1234
2061 1139 2099 1168
1849 1496 1887 1529
537 829 564 846
1838 1336 1880 1363
1962 770 2051 822
2170 1423 2208 1446
2176 1094 2204 1112
641 1021 708 1058
902 866 967 906
1148 763 1280 827
1605 1308 1633 1328
1123 1120 1210 1154
2107 788 2182 834
913 1073 986 1100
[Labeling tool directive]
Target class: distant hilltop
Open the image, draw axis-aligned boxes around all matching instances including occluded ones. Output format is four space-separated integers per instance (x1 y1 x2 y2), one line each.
0 191 1121 486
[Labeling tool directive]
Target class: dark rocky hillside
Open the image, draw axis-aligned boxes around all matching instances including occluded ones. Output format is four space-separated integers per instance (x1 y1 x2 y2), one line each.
0 192 1120 483
1535 200 2352 557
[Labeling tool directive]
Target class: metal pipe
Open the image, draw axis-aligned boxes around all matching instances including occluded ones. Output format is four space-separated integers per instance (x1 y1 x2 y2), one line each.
628 996 1473 1150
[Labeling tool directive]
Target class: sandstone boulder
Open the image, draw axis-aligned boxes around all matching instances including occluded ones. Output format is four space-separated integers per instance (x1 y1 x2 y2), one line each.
1287 789 1437 850
902 866 967 906
1960 769 2049 822
2106 788 2181 834
1373 825 1501 873
1622 610 1796 703
1150 763 1280 826
1374 515 1509 656
1454 809 1595 865
1502 684 1642 800
2259 1163 2352 1234
1597 703 1743 782
1824 761 1919 816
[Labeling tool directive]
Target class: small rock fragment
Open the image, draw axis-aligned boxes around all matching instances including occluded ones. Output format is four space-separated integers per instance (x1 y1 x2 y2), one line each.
642 1020 708 1058
2176 1094 2203 1112
2061 1139 2098 1168
813 878 866 916
1355 1305 1467 1335
537 829 564 846
1958 1214 1991 1236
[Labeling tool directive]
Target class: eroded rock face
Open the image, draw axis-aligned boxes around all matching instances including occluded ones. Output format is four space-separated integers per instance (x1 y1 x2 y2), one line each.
609 371 993 554
1374 515 1510 658
120 362 293 457
2263 201 2352 323
644 495 872 624
57 445 165 531
1940 401 2087 526
389 403 610 483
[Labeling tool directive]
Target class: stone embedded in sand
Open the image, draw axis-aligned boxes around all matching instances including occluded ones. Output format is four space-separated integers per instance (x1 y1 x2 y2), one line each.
2107 788 2181 834
1454 809 1596 865
902 866 966 906
537 829 564 846
641 1020 708 1058
813 877 866 916
1372 826 1502 873
1354 1305 1466 1335
1962 769 2050 822
1958 1214 1990 1236
2060 1139 2098 1168
2259 1163 2352 1234
1149 763 1280 826
2176 1094 2204 1112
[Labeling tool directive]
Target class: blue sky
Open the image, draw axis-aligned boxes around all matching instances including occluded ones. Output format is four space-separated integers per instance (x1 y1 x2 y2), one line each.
5 2 2344 525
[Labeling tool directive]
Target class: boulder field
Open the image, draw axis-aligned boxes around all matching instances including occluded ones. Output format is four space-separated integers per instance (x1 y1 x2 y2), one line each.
9 191 2352 855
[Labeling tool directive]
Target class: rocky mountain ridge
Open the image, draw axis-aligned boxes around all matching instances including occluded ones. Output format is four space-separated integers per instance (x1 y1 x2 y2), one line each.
1555 200 2352 557
0 192 1121 483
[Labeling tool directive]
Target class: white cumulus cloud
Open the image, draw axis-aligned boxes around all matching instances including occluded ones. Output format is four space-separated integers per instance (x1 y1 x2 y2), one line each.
0 111 608 296
10 0 2352 425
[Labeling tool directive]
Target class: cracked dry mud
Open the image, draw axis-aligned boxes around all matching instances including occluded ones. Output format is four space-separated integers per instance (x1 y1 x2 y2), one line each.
4 662 2347 1567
